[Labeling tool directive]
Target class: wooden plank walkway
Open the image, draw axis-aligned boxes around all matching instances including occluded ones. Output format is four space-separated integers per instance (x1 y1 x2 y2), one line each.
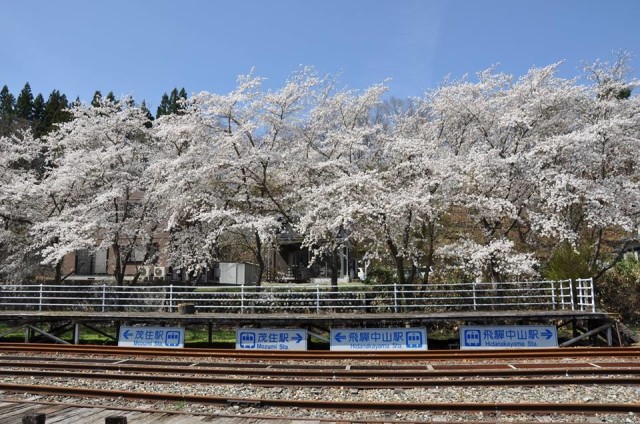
0 400 326 423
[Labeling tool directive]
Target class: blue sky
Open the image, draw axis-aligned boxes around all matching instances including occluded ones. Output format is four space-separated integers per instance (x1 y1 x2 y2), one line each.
1 0 638 110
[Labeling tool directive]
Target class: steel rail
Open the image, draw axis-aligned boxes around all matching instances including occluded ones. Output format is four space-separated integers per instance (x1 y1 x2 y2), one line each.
2 359 640 379
2 368 640 388
2 343 640 360
6 353 640 372
0 382 638 414
5 354 640 372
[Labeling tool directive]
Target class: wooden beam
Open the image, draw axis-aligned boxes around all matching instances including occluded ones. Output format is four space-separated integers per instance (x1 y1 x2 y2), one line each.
559 323 612 347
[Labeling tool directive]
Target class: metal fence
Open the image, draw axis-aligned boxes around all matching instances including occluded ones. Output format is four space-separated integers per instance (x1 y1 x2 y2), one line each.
0 278 596 314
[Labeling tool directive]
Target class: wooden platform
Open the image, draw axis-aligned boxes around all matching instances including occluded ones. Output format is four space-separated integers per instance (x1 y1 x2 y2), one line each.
0 399 319 423
0 309 621 347
0 309 611 327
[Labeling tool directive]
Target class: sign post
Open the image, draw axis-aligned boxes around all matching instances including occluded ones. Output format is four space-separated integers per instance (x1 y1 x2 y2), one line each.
236 329 307 351
460 325 558 349
330 328 427 351
118 326 185 348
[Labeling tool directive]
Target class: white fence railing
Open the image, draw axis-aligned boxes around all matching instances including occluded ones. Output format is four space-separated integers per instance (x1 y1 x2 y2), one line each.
0 279 596 314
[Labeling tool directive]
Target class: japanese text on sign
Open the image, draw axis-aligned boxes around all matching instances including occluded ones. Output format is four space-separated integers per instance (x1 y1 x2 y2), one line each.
330 328 427 351
118 326 184 348
460 325 557 349
236 329 307 351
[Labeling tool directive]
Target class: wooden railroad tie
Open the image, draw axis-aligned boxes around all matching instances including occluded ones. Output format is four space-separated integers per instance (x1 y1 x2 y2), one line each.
22 413 46 424
23 413 129 424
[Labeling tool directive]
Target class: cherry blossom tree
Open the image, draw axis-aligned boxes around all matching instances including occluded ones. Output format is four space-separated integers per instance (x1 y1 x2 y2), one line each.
4 54 638 290
150 69 327 285
293 82 390 287
32 98 159 286
0 129 44 282
418 64 592 282
530 53 640 280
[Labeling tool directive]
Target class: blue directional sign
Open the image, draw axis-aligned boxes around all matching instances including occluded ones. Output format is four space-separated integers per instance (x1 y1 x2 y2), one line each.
330 328 428 351
460 325 558 349
118 326 184 348
236 329 307 351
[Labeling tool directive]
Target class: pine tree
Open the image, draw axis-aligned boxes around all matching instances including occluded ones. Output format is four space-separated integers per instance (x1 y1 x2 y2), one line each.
178 88 188 113
0 85 15 116
155 88 188 118
0 85 16 136
156 93 170 118
91 91 102 107
43 90 70 133
168 88 180 114
15 82 34 120
32 94 47 137
140 100 154 128
106 91 116 103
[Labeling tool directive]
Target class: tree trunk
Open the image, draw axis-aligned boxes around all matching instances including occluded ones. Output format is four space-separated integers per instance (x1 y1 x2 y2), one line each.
330 248 339 290
255 231 264 287
420 222 436 288
387 238 406 286
54 260 62 284
111 244 126 311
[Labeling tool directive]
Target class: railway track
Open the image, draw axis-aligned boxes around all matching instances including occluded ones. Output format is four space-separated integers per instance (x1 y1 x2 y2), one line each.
3 367 640 388
1 344 640 422
1 355 640 386
2 382 640 415
2 342 640 359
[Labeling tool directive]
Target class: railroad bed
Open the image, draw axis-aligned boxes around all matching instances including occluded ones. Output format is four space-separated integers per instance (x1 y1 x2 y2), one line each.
1 344 639 423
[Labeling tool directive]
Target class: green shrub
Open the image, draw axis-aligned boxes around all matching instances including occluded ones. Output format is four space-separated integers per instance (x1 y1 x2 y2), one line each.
597 255 640 324
364 265 397 285
543 241 594 281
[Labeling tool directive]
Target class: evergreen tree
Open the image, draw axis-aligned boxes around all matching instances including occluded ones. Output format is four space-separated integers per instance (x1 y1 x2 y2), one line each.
156 93 170 118
155 88 188 118
0 85 16 136
32 94 47 137
91 91 102 107
140 100 154 128
0 85 14 114
43 90 70 133
104 91 122 111
168 88 180 114
15 82 34 120
178 88 188 113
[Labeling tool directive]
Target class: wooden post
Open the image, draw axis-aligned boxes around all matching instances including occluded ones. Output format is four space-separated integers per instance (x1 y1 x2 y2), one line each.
105 417 127 424
22 414 46 424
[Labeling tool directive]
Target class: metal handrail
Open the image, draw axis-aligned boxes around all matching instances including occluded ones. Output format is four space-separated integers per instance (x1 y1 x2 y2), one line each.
0 278 593 314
